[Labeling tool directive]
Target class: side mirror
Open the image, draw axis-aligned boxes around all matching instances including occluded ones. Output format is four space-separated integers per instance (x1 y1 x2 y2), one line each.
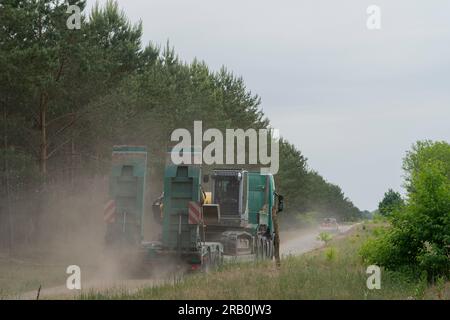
277 194 284 213
203 174 210 183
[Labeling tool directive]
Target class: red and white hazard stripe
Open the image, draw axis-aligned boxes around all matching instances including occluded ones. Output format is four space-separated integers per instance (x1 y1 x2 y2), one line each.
188 201 203 225
104 199 116 223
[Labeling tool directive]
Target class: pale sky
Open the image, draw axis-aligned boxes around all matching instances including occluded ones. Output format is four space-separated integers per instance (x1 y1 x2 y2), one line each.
87 0 450 210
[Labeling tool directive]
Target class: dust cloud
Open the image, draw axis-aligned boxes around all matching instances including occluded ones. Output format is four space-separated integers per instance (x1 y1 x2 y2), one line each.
0 174 170 295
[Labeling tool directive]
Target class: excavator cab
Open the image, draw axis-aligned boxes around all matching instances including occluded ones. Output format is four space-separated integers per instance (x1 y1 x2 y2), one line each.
214 175 240 215
209 169 248 223
200 169 248 226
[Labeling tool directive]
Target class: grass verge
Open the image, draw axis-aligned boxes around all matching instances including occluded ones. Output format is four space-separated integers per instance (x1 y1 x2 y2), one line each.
80 224 450 300
0 257 66 298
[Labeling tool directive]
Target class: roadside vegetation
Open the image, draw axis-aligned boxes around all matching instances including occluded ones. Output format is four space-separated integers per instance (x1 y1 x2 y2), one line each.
79 224 449 300
0 257 64 298
0 251 99 299
361 141 450 281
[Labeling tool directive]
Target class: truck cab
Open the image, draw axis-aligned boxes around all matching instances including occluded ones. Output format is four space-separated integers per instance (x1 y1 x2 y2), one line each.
203 168 283 259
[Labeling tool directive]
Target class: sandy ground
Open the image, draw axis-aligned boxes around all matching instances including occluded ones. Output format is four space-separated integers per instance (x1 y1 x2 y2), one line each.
15 224 358 300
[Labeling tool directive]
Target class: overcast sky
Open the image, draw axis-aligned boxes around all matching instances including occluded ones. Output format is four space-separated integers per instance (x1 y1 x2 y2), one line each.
87 0 450 210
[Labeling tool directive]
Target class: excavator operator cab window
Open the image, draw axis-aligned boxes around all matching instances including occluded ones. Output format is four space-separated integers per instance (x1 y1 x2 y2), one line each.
214 176 240 216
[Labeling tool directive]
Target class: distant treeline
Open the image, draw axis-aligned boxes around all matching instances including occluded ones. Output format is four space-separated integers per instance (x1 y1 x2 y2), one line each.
0 1 361 248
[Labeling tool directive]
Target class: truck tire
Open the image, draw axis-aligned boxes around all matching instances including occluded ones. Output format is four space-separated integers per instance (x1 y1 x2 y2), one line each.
266 240 271 259
269 240 274 260
262 239 268 259
256 239 262 260
202 250 212 273
215 246 223 268
210 248 219 269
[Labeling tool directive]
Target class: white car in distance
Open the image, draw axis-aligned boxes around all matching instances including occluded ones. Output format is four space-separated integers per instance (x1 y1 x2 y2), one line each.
319 218 340 234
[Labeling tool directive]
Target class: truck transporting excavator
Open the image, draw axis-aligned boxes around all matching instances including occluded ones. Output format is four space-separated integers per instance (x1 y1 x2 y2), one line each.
104 145 284 273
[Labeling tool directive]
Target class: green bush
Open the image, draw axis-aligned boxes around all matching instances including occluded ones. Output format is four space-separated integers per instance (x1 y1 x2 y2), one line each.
360 141 450 281
317 232 333 245
324 247 337 261
372 213 388 223
417 244 449 279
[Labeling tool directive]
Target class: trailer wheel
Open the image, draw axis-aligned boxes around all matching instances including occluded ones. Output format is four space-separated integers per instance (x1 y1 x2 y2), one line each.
262 239 268 259
254 238 259 257
215 246 223 269
202 250 212 273
269 240 274 260
256 239 263 260
266 240 271 259
210 248 218 269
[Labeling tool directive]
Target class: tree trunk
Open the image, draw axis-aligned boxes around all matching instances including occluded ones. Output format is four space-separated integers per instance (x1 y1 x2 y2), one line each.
70 138 75 189
39 92 48 179
3 99 13 256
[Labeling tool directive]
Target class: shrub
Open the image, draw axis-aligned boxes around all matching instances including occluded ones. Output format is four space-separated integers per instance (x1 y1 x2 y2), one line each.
360 141 450 281
324 247 337 261
317 232 333 245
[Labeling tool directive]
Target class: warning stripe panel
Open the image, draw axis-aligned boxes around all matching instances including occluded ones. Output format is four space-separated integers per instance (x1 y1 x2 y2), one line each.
188 201 202 225
104 199 116 223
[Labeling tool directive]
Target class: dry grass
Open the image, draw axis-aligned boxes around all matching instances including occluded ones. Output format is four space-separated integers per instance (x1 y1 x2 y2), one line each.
0 256 65 298
80 224 450 300
0 251 99 299
2 223 447 300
